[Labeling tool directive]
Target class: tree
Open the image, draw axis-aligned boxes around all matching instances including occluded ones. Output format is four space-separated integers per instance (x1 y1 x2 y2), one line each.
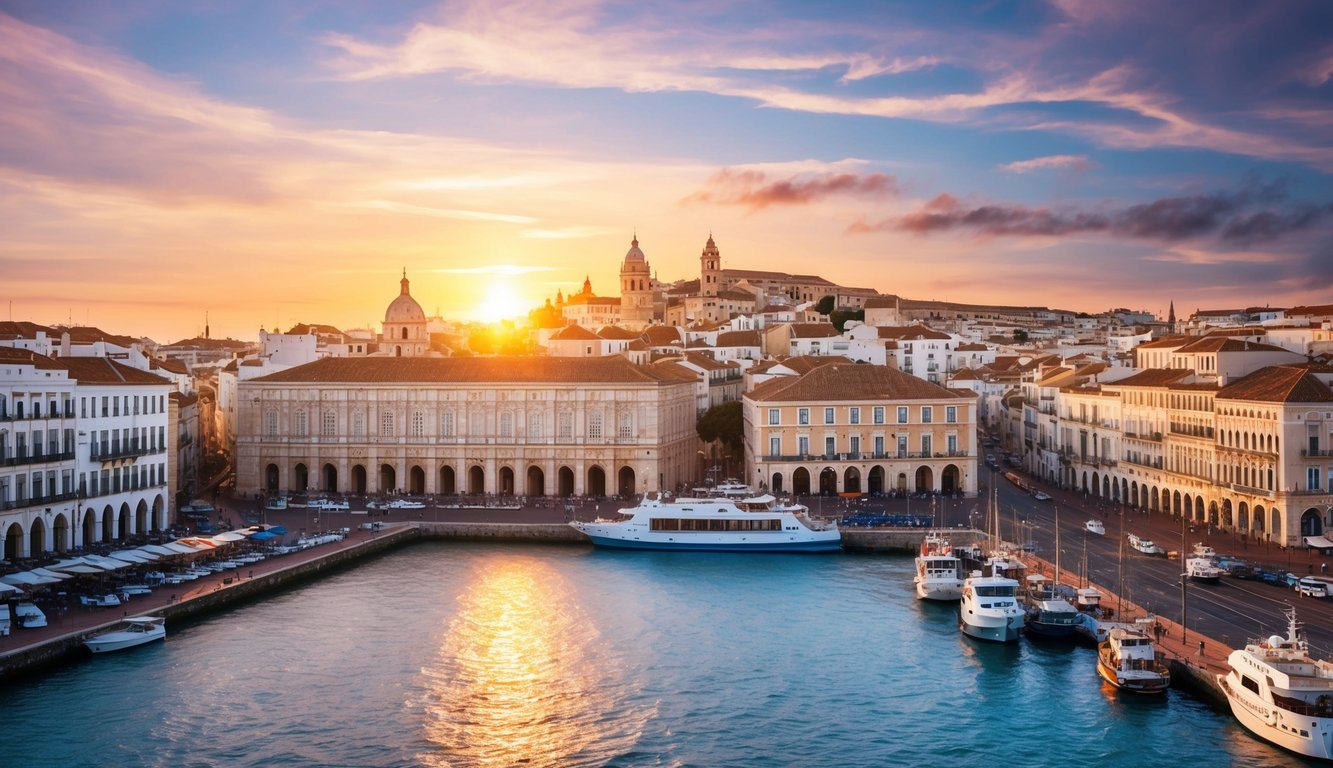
814 295 836 315
1012 329 1030 344
829 309 864 332
696 401 744 462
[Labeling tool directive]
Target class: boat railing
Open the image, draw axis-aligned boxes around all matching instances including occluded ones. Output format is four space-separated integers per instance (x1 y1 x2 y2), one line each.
1272 691 1333 718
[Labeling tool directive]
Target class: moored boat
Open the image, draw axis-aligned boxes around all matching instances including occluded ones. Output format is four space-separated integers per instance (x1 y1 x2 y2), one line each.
1022 575 1081 640
1085 519 1105 535
83 616 166 654
1185 556 1224 584
1218 608 1333 760
1127 533 1166 556
1097 625 1170 693
568 493 840 552
914 533 964 601
959 572 1025 643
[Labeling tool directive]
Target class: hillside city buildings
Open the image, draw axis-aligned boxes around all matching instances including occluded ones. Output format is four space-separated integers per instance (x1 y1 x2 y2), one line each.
2 233 1332 565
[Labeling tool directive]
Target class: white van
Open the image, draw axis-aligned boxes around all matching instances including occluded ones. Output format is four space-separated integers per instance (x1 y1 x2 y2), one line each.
1296 576 1332 598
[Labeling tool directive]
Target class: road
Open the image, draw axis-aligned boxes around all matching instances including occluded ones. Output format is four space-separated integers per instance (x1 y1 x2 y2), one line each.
980 468 1333 656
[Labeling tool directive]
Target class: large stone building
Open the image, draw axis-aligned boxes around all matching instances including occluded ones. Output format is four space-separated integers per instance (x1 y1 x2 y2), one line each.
235 356 700 499
743 361 978 497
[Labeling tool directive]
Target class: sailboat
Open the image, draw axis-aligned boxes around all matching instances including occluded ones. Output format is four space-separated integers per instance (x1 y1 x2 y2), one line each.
1095 510 1170 692
1023 504 1081 640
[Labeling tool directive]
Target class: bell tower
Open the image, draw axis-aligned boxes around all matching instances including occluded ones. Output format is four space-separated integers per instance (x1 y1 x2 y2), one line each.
700 234 720 298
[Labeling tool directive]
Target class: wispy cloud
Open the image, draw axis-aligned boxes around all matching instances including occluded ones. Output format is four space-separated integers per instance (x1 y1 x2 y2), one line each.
684 168 898 210
997 155 1094 173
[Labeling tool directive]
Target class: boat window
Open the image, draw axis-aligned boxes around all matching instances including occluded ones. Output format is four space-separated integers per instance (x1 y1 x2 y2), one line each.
1241 676 1260 694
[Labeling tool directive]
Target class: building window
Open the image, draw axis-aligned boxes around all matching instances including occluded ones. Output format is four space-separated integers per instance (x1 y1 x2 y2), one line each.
769 436 781 457
558 412 573 439
379 410 394 437
768 408 780 425
352 411 364 437
921 435 932 455
946 406 956 424
589 411 603 439
618 412 632 440
825 436 836 456
897 406 908 424
824 407 835 425
874 435 884 455
849 436 860 455
1310 467 1322 491
873 406 884 424
500 411 513 438
897 435 907 458
321 411 336 437
849 407 860 425
264 410 278 437
528 411 543 439
440 412 455 437
798 408 809 425
798 436 809 455
947 434 957 454
294 410 308 436
921 406 932 424
412 411 426 438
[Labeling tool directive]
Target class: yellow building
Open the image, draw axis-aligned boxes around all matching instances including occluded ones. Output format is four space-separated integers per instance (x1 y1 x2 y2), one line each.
743 362 977 496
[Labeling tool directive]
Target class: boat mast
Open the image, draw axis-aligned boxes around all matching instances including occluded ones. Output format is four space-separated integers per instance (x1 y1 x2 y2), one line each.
1054 504 1061 586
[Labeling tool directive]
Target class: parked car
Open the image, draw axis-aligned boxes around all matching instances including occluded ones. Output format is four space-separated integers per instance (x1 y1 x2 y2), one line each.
1032 491 1052 501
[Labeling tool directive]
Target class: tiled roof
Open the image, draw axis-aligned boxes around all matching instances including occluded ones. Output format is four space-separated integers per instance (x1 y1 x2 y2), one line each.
716 330 760 347
0 321 58 339
863 297 897 310
1176 337 1289 354
550 325 600 341
950 368 980 381
1104 369 1195 388
643 326 683 346
681 351 735 371
875 324 951 341
162 336 250 349
747 356 844 376
748 362 968 403
597 326 641 340
250 356 698 385
0 346 62 369
1285 303 1333 317
956 342 989 351
151 358 189 375
758 304 795 315
50 357 171 385
63 326 139 347
788 323 840 339
716 289 757 301
1216 366 1333 403
286 323 345 336
1135 335 1192 349
723 268 835 286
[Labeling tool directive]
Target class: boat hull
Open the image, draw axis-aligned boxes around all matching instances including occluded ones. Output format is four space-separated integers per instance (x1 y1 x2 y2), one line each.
915 579 963 601
1026 619 1079 639
84 627 165 654
1096 658 1169 693
577 531 840 553
960 616 1022 643
1219 674 1333 760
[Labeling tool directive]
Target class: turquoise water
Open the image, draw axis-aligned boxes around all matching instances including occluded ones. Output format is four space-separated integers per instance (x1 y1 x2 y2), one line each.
0 544 1312 767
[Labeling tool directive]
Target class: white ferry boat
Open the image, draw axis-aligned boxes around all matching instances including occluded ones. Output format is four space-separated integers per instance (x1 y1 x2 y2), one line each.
959 573 1025 642
568 494 840 552
1219 609 1333 760
1097 624 1170 693
914 533 963 601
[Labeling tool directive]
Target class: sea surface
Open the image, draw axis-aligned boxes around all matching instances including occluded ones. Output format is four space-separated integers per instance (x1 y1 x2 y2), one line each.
0 543 1315 767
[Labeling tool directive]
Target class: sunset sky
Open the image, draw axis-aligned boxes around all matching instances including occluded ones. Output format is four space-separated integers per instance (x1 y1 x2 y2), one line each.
2 0 1331 343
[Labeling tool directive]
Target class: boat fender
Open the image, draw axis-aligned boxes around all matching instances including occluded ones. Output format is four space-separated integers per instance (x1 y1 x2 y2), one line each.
1266 710 1277 726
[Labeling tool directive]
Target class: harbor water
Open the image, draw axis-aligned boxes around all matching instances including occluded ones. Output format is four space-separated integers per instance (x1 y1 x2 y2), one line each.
0 543 1314 767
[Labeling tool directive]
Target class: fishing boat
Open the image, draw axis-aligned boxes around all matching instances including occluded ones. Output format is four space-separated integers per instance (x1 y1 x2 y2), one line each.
1185 556 1225 584
1022 575 1081 640
568 493 841 552
83 616 166 653
1096 625 1171 693
1218 608 1333 760
914 533 963 601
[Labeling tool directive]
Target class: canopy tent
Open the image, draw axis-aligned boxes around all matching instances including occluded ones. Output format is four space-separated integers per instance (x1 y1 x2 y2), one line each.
28 567 73 581
139 544 180 557
49 557 113 572
109 550 157 563
47 563 104 575
1304 535 1333 549
83 555 131 570
210 531 248 543
1 572 61 586
249 530 278 541
0 580 23 595
174 538 219 551
266 525 288 535
162 542 201 555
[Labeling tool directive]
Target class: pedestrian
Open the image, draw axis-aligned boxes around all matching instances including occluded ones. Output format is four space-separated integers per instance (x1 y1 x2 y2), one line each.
1198 640 1205 657
1323 562 1328 574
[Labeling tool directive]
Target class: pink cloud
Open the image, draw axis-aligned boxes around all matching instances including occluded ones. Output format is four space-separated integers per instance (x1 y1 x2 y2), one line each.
683 168 898 210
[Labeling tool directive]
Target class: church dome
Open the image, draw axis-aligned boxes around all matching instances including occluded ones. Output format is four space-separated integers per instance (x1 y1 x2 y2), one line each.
624 236 646 263
385 271 426 324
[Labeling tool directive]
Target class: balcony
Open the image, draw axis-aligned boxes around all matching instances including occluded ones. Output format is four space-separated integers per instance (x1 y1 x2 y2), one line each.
90 441 164 462
1302 449 1333 457
761 451 971 463
1229 482 1272 499
1123 430 1162 442
1169 424 1215 440
0 489 79 511
0 449 76 467
1123 455 1164 470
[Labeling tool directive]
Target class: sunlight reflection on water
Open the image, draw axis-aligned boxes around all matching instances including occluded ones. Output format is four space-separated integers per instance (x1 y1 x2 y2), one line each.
414 555 652 768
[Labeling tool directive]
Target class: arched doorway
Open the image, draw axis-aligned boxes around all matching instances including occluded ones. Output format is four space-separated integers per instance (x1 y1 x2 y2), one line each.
897 472 908 492
1151 487 1160 513
323 464 338 493
1302 508 1323 537
771 472 784 494
499 466 515 495
135 500 149 535
868 466 884 495
618 466 636 497
1221 499 1233 529
1091 472 1100 497
1208 501 1219 526
587 466 606 497
557 466 574 497
152 496 164 532
28 517 45 555
1271 508 1283 542
1254 505 1266 535
265 463 279 493
379 464 397 494
4 522 22 560
82 509 96 546
1238 501 1249 532
439 466 456 495
1195 495 1205 522
468 466 485 494
51 514 69 553
118 503 130 540
941 465 960 495
1130 482 1139 508
818 467 837 495
294 463 309 492
409 465 425 495
101 505 114 542
352 464 367 495
915 466 933 493
526 466 545 496
792 467 811 496
843 467 861 494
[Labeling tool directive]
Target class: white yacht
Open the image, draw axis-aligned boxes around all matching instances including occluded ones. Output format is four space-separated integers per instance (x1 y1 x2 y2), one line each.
914 533 963 601
1127 533 1165 556
569 493 840 552
1097 625 1170 693
1085 519 1105 535
959 572 1025 642
84 616 166 654
1219 609 1333 760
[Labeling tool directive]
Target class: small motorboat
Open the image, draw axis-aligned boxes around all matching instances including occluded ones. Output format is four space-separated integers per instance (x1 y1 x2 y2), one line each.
84 616 166 654
1085 519 1105 535
80 593 122 607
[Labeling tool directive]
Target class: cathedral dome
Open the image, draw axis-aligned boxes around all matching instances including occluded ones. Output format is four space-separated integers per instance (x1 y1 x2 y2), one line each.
385 271 426 324
624 236 646 263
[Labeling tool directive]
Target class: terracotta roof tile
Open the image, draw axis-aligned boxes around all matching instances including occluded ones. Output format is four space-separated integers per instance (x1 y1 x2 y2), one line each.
1216 366 1333 403
748 362 967 403
550 325 600 341
715 330 760 347
1104 368 1195 388
0 346 62 369
50 357 171 385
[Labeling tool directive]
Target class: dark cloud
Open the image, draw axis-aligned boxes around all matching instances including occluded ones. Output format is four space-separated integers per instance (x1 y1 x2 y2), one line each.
685 168 897 210
863 180 1333 244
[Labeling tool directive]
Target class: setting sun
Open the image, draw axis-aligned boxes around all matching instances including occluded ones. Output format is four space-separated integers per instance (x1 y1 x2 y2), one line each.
475 282 526 322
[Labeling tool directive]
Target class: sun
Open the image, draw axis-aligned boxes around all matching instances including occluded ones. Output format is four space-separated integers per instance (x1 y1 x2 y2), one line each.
475 282 526 322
